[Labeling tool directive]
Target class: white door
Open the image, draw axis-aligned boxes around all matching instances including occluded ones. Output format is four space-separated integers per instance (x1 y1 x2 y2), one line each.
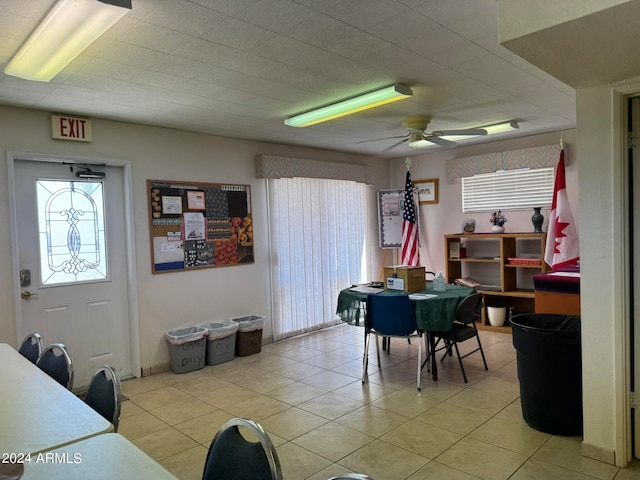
630 97 640 459
12 158 133 390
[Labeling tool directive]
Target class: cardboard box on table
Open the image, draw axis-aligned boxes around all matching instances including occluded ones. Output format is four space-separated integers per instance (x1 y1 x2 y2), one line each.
383 266 426 293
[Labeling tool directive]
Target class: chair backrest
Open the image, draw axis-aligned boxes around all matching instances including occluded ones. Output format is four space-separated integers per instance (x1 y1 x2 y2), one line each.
18 332 43 364
36 343 74 390
202 418 282 480
455 293 483 325
366 293 416 336
85 365 122 432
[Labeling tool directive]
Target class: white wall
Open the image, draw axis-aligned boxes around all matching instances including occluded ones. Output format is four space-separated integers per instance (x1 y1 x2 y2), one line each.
0 106 390 373
388 130 579 274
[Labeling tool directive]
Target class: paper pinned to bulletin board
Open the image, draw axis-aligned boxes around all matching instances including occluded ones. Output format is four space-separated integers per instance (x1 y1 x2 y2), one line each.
148 180 254 273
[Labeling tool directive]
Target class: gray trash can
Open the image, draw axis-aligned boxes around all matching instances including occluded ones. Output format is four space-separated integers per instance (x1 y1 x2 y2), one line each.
231 315 265 356
165 326 208 374
200 321 239 365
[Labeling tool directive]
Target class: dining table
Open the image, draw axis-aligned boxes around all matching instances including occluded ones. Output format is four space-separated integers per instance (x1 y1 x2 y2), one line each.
336 283 475 380
0 343 113 457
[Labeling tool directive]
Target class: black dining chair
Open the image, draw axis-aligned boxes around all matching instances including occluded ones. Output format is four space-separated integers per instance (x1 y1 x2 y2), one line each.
18 332 43 364
85 365 122 432
202 417 282 480
431 292 488 383
36 343 74 390
362 293 425 391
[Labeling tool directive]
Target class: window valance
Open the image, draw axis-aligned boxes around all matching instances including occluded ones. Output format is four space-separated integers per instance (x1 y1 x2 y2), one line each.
255 154 375 185
446 144 561 182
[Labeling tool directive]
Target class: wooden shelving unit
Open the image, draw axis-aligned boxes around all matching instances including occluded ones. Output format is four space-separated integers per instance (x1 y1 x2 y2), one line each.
444 233 549 332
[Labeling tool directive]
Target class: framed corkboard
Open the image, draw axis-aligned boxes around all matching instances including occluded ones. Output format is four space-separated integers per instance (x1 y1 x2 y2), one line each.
148 180 253 273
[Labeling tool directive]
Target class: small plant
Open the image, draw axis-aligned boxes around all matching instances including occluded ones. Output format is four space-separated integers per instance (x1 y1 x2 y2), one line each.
490 210 507 227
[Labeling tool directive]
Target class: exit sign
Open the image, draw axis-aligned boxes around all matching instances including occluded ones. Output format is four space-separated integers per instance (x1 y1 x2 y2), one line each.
51 115 92 142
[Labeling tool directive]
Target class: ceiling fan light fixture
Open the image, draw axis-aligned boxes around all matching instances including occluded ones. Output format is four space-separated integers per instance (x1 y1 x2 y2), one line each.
408 120 520 147
482 120 519 135
5 0 132 82
284 84 412 127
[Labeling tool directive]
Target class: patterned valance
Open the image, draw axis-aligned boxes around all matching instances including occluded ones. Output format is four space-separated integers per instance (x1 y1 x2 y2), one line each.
446 144 561 182
255 154 375 185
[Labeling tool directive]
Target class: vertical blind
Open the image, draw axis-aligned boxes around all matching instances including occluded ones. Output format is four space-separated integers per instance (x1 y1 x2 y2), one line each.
462 168 554 212
268 177 370 341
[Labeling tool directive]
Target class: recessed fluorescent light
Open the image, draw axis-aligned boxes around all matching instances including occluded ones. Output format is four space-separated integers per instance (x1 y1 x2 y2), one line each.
5 0 132 82
284 84 413 127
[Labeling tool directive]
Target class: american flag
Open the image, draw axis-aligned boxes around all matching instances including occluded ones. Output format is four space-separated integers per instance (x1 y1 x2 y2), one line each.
401 170 420 266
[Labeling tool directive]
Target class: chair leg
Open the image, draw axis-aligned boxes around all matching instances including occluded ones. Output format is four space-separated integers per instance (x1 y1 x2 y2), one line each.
362 333 370 384
452 340 468 383
416 333 422 391
374 334 381 367
476 332 489 371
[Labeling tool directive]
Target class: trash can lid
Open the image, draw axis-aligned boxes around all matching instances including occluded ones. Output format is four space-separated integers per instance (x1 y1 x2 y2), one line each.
165 325 208 345
199 321 239 336
510 313 581 332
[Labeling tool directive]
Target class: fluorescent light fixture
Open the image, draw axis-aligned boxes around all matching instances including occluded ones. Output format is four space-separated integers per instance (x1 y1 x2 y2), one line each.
285 84 413 127
5 0 132 82
409 121 519 147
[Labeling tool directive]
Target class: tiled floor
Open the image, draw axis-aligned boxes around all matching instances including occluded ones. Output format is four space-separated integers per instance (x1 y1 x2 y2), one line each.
119 324 640 480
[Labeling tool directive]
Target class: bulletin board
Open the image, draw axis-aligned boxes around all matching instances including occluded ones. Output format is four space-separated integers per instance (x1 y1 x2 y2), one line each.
148 180 253 273
377 189 420 249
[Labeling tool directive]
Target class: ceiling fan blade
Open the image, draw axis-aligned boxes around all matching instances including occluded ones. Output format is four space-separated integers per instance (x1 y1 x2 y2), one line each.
426 135 456 147
383 137 409 151
432 128 487 136
355 134 409 144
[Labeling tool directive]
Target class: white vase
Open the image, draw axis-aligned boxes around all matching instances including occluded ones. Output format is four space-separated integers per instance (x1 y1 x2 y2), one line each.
491 225 505 234
487 306 507 326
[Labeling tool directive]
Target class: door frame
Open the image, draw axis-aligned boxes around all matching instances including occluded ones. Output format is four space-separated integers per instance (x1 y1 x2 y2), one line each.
6 151 141 380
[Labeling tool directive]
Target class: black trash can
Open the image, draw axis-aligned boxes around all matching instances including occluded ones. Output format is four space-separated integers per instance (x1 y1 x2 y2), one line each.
511 313 582 436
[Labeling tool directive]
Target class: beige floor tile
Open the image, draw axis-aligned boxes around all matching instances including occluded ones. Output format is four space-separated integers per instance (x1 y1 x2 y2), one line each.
444 387 514 417
243 353 298 371
223 394 290 421
332 380 398 404
468 375 520 401
337 357 377 379
304 464 361 480
119 399 145 418
239 370 296 393
293 422 375 462
159 445 209 480
468 417 551 456
436 437 527 480
510 458 598 479
118 411 169 441
128 385 193 411
382 419 463 459
174 410 235 444
492 360 519 382
533 436 619 480
151 369 208 386
276 441 333 480
407 460 484 479
297 392 364 420
301 370 359 390
259 407 328 440
264 381 326 405
338 439 429 480
304 352 358 369
194 383 258 408
614 458 640 479
371 388 440 418
410 377 464 403
336 405 410 437
121 376 168 396
495 399 527 425
415 403 491 436
171 375 232 396
366 367 419 390
272 362 328 381
265 344 325 361
148 396 217 425
132 426 199 461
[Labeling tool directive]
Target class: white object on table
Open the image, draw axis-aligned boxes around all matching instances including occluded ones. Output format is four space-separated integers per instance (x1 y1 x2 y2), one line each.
409 293 437 300
0 343 113 455
20 433 177 479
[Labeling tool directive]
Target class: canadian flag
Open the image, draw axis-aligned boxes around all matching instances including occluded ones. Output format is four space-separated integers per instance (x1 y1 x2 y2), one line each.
544 149 579 268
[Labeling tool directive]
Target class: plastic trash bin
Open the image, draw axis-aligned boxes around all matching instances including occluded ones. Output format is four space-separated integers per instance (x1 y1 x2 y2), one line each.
511 313 582 435
200 321 239 365
165 326 208 374
232 315 265 356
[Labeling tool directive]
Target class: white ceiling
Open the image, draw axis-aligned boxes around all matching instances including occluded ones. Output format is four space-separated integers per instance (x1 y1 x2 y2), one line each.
0 0 576 158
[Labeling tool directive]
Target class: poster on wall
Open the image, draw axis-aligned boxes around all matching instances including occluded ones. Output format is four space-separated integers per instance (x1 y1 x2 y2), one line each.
377 189 420 249
148 180 254 273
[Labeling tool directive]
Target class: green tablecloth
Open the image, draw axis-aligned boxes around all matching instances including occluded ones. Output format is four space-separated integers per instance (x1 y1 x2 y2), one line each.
336 283 474 332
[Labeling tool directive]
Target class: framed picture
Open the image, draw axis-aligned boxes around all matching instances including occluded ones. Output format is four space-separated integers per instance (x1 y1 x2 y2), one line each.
162 195 183 214
414 178 438 205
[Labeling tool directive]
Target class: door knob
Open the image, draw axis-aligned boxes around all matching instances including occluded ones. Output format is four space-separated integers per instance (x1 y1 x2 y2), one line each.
20 291 38 299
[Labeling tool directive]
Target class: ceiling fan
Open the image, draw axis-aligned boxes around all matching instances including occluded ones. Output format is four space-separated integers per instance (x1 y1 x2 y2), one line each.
359 115 488 151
